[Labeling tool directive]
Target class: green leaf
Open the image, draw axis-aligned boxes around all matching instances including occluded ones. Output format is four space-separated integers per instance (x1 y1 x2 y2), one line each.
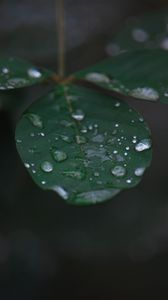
15 84 152 205
76 49 168 103
107 8 168 55
0 57 53 90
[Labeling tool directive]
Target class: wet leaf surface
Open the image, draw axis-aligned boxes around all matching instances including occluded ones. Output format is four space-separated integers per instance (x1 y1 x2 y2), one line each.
0 57 53 90
15 84 152 205
77 49 168 103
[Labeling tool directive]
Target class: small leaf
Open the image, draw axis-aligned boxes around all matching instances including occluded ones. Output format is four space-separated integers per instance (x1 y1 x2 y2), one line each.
77 49 168 103
15 84 152 205
0 57 53 90
106 8 168 55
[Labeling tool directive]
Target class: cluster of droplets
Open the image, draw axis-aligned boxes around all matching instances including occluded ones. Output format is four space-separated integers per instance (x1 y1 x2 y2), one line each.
0 64 42 90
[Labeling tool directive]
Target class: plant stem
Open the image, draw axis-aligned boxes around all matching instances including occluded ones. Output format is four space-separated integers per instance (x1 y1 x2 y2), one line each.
56 0 65 78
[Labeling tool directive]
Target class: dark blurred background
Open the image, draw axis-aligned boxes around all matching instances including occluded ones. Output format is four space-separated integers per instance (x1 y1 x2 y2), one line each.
0 0 168 299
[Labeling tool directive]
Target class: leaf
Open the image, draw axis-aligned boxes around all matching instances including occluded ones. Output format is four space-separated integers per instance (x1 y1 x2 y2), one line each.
15 84 152 205
0 57 53 90
76 49 168 103
106 8 168 55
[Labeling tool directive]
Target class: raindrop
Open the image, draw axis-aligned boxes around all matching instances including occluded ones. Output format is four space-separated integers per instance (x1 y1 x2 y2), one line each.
27 113 43 129
132 28 149 43
85 72 110 84
51 149 67 162
2 67 9 74
131 87 159 101
27 68 42 78
135 167 146 177
160 37 168 50
41 181 46 185
135 138 152 152
24 163 30 169
71 109 85 121
81 126 88 133
126 179 132 184
115 101 121 107
41 161 53 173
111 165 126 177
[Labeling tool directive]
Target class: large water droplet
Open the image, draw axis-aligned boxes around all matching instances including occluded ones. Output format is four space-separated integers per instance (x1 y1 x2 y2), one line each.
111 165 126 177
131 87 159 101
24 163 30 169
27 113 43 129
51 149 67 162
2 67 9 74
85 72 110 84
27 68 42 78
41 161 53 173
135 167 146 176
135 138 152 152
71 109 85 121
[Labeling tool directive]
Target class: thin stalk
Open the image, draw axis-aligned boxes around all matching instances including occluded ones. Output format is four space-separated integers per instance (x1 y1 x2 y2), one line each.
56 0 66 78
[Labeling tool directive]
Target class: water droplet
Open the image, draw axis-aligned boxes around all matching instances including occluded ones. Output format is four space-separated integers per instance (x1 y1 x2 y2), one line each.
75 189 120 204
24 163 30 169
63 170 85 180
27 113 43 129
85 72 110 84
115 123 119 128
81 126 88 133
2 67 9 74
27 68 42 78
32 169 36 174
111 166 126 177
113 150 118 154
41 181 46 185
52 186 69 200
135 167 146 177
131 87 159 101
88 125 93 130
71 109 85 121
41 161 53 173
126 179 132 184
115 101 121 107
135 138 152 152
51 149 67 162
160 37 168 50
76 135 87 144
126 146 130 151
164 91 168 97
132 28 149 43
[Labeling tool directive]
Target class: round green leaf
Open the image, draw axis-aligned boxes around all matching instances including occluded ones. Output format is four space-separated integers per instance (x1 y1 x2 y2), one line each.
15 84 152 205
107 8 168 55
0 57 53 90
77 49 168 103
